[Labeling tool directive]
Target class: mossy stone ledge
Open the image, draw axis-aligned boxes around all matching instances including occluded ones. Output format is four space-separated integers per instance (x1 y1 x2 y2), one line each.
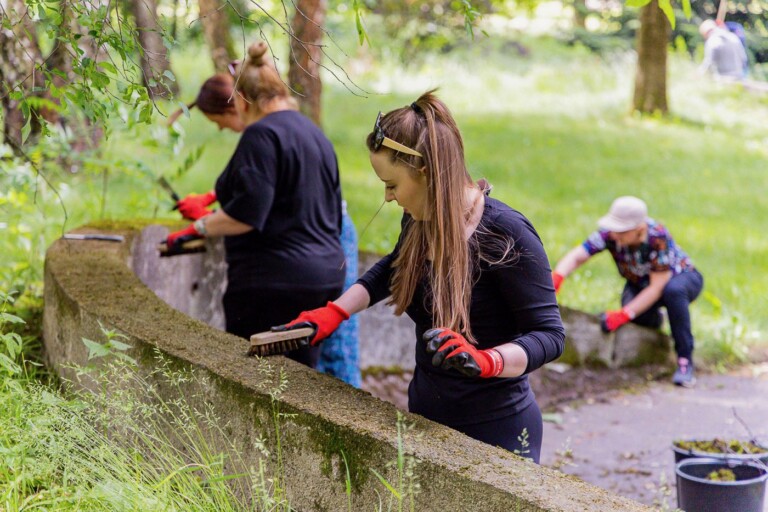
43 223 653 511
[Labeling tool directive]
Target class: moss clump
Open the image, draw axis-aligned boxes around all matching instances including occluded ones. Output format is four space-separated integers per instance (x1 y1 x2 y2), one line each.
674 438 768 455
706 468 736 481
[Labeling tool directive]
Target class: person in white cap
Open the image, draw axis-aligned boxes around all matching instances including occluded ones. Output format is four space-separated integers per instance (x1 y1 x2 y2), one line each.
698 19 748 80
552 196 704 387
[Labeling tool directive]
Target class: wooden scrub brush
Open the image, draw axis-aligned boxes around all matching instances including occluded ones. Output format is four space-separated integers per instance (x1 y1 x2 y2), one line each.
157 238 207 257
248 326 315 357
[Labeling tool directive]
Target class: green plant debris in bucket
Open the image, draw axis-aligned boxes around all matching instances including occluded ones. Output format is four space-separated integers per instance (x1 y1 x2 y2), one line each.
674 439 768 455
706 468 737 481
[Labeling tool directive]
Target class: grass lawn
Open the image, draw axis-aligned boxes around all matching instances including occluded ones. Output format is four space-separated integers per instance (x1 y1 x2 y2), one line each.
10 34 768 365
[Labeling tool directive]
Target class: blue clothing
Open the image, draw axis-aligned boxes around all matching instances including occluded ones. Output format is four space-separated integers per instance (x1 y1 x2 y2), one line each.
317 211 361 387
621 269 704 360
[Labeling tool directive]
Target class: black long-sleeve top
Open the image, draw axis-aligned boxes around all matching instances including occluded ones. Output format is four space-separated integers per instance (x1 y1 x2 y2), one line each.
357 196 565 425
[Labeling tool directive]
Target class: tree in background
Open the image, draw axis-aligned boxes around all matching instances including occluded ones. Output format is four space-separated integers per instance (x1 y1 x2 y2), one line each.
0 0 166 153
198 0 237 73
629 0 691 114
128 0 178 98
288 0 327 127
633 0 671 113
0 0 46 150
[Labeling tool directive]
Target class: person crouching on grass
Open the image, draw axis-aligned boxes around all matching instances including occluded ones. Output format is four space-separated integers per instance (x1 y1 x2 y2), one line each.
552 196 704 388
273 90 565 463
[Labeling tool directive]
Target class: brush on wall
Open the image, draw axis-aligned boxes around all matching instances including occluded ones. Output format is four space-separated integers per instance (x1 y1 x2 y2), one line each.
248 327 315 357
157 238 207 257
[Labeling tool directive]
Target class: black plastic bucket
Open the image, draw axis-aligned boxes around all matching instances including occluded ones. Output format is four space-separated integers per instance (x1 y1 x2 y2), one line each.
672 440 768 464
676 457 768 512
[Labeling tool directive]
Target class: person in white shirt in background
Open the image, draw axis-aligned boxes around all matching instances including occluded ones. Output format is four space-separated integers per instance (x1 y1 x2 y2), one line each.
698 19 748 80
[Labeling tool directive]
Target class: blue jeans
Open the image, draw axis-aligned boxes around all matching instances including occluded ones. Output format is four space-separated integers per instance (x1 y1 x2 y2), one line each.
621 269 704 361
317 212 361 387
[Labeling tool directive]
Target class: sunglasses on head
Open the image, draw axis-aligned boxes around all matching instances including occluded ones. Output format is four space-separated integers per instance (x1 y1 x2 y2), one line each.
372 112 423 157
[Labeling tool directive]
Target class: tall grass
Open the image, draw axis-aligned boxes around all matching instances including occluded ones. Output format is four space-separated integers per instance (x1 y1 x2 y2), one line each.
0 305 422 511
0 333 263 510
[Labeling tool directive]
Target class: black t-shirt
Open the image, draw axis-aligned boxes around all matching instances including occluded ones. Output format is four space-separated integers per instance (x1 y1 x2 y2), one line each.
215 110 345 292
357 197 565 425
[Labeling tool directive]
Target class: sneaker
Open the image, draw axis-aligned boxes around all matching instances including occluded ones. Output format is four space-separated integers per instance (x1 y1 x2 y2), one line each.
673 357 696 388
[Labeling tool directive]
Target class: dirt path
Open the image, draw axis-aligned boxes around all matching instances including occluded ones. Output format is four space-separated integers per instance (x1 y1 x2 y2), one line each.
539 363 768 510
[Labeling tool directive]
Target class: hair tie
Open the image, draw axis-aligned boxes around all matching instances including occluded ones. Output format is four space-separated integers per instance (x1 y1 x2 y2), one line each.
411 102 423 114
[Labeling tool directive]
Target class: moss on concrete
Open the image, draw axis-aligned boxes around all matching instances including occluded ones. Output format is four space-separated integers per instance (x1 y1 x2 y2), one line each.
43 222 656 512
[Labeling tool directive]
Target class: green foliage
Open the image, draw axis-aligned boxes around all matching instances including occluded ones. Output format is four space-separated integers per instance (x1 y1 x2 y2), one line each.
369 412 421 512
360 0 502 60
0 292 25 378
0 347 256 510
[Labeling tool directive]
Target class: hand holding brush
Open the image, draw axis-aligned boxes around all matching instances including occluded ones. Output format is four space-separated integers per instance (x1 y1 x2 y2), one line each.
248 302 350 357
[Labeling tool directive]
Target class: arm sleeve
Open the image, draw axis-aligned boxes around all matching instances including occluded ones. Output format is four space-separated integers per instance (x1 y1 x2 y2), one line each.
648 232 673 272
356 253 395 306
582 230 608 256
492 212 565 375
219 129 279 232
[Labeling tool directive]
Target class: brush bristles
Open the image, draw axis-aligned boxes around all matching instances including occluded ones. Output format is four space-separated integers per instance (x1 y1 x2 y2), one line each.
248 327 315 357
158 238 207 258
248 338 305 357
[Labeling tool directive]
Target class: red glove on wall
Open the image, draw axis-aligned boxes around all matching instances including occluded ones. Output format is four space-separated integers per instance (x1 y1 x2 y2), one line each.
162 223 203 255
552 272 565 293
423 328 504 378
599 307 634 333
177 190 217 221
272 302 350 346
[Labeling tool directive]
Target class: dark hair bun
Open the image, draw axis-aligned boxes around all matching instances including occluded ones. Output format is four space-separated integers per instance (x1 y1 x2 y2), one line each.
247 41 269 66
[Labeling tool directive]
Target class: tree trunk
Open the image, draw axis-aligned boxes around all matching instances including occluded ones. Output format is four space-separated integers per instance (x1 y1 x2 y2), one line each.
198 0 236 73
288 0 326 128
0 0 45 150
46 0 111 150
632 0 670 114
573 0 587 30
129 0 178 98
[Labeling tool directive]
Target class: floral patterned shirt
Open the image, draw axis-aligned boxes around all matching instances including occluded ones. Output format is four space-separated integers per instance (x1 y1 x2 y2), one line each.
582 219 694 286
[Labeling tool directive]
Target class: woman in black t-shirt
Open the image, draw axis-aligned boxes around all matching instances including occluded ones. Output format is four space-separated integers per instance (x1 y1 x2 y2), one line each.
274 91 565 462
163 42 345 368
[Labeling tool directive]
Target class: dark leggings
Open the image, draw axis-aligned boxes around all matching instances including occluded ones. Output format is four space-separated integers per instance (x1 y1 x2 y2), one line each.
621 269 704 361
446 400 544 463
223 287 341 368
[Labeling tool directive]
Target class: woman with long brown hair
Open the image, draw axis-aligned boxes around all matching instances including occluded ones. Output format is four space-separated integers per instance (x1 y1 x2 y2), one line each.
276 91 565 461
163 41 348 371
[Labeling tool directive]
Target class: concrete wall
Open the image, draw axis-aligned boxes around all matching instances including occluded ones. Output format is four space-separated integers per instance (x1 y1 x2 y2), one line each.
131 227 669 372
43 225 655 512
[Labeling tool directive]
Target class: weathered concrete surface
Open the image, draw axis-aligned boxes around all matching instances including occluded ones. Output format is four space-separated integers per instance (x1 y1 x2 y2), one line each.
132 225 228 330
43 225 653 512
558 306 672 368
129 232 669 373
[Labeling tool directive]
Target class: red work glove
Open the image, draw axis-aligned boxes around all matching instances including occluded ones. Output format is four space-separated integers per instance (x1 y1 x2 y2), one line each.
599 307 634 333
423 328 504 378
162 223 203 256
177 190 217 220
271 302 350 346
552 271 565 293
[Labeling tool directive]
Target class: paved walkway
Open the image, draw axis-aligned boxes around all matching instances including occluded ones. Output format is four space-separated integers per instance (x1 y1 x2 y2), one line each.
540 363 768 510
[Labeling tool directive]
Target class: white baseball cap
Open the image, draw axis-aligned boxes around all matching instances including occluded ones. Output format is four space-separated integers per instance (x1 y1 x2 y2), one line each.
597 196 648 232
